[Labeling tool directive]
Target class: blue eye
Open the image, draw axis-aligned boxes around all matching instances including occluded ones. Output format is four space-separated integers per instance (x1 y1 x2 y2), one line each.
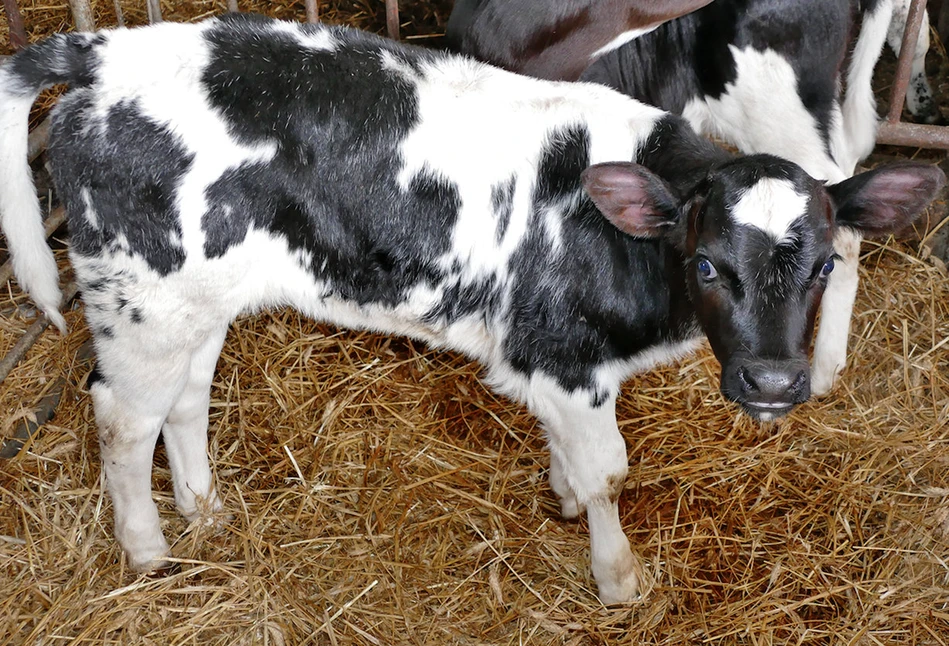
820 258 835 278
697 258 718 280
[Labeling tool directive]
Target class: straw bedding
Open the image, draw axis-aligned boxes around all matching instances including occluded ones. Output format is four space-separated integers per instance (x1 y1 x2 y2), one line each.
1 2 948 643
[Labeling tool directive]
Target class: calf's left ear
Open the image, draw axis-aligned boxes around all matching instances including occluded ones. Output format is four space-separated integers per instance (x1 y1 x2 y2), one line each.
582 162 680 238
828 162 947 237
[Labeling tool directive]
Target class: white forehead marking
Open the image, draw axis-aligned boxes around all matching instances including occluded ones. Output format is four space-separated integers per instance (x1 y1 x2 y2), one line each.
730 177 809 242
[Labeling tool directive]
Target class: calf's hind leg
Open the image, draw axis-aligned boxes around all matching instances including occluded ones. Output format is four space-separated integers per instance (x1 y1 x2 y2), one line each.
161 326 229 524
91 326 221 571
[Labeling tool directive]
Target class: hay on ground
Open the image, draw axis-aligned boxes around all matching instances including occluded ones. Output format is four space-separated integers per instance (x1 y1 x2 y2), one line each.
2 2 949 643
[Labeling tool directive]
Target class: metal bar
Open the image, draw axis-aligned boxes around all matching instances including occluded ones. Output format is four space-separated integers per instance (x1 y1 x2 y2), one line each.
68 0 96 32
875 121 949 149
386 0 399 40
0 282 79 385
0 380 64 458
3 0 28 51
113 0 125 27
146 0 162 24
885 0 927 124
0 340 92 458
0 207 68 287
305 0 318 24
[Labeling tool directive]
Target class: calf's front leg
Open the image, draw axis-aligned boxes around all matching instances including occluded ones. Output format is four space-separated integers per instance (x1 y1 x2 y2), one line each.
530 379 638 604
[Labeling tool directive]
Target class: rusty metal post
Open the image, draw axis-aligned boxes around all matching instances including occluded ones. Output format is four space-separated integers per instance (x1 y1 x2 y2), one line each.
884 0 926 125
875 122 949 148
386 0 399 40
305 0 318 23
875 0 949 150
3 0 28 50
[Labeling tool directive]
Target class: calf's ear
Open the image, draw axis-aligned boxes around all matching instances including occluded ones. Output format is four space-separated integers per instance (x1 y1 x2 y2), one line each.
828 162 946 237
582 162 680 238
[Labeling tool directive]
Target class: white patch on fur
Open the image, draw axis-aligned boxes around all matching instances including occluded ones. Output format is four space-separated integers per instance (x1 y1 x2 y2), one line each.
81 188 99 230
681 46 847 183
270 19 337 51
396 57 663 288
730 177 809 242
590 25 659 59
594 337 703 396
838 0 893 175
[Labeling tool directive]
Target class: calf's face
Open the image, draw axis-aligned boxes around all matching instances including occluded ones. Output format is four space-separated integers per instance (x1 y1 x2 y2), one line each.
583 156 945 420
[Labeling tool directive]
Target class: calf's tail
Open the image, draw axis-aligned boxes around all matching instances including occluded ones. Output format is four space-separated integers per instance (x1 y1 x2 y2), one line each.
0 33 100 333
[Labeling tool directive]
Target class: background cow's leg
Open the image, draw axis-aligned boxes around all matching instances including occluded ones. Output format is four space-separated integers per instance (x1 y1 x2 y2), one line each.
161 326 229 524
812 228 863 396
887 0 940 123
529 379 637 604
841 0 894 172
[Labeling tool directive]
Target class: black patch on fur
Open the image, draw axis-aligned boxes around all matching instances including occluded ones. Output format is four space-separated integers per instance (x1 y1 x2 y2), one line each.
533 125 590 206
50 99 191 275
498 124 699 392
492 177 516 243
7 32 105 93
197 15 464 306
87 363 106 387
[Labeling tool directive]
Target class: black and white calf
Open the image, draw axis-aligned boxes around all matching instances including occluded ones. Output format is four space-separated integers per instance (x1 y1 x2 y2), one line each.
447 0 942 396
0 15 943 604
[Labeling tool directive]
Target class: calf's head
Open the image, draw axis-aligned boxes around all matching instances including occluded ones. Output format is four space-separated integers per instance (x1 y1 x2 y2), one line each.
583 155 945 420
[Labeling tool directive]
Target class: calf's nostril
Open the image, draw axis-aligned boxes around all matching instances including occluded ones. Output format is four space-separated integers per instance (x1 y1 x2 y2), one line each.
737 366 758 393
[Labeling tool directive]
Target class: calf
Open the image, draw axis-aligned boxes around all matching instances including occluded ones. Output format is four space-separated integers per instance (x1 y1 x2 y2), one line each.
447 0 942 396
0 14 943 604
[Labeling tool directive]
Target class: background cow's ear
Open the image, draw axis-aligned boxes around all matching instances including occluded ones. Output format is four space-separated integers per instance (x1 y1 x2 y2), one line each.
828 162 946 238
582 162 680 238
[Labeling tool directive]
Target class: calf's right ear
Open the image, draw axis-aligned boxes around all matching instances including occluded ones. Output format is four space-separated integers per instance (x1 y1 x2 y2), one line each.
582 162 680 238
828 162 946 237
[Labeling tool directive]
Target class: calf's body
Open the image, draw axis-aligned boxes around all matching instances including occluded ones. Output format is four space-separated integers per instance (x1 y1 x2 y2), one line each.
0 14 942 603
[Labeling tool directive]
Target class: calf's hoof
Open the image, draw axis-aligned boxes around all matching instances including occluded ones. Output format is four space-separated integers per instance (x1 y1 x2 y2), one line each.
127 544 173 573
809 363 841 397
178 490 228 530
594 550 641 605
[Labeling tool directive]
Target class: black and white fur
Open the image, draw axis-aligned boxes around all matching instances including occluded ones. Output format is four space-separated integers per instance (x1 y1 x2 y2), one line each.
448 0 942 396
0 14 942 604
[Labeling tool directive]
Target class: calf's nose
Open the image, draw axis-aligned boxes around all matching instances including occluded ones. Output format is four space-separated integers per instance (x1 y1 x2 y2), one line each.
737 360 809 404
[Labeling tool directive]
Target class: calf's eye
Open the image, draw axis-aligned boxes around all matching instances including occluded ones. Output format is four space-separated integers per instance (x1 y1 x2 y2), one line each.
697 258 718 280
820 258 835 278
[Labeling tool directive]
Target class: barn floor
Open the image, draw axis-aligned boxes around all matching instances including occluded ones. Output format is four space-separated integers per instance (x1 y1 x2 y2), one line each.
2 2 949 644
